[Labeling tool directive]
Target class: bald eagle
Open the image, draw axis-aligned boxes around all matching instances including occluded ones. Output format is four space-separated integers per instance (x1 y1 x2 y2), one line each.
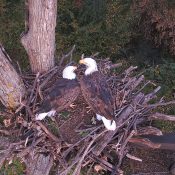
36 66 80 120
79 58 116 130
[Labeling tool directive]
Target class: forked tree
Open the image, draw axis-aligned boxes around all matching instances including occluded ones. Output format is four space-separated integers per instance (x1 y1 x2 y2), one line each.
0 0 57 109
1 1 175 175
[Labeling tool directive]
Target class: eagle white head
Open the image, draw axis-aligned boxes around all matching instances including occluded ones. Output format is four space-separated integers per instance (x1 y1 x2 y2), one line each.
79 57 98 75
62 66 77 80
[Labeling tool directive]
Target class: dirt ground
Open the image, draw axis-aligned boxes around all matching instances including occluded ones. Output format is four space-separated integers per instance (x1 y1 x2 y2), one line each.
55 96 175 175
122 146 175 175
41 66 175 175
57 95 95 143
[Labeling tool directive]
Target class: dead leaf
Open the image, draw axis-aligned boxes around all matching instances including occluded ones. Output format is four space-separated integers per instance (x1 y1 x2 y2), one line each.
94 164 104 173
3 119 11 127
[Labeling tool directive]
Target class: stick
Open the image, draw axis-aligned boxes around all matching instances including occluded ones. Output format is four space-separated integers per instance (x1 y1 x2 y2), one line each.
72 130 107 175
148 101 175 108
36 121 60 142
126 153 142 162
143 86 161 104
125 66 138 75
63 126 102 158
107 63 122 69
149 112 175 121
59 45 75 66
40 66 58 78
91 154 114 171
27 72 40 105
111 131 135 175
59 145 86 175
39 68 58 90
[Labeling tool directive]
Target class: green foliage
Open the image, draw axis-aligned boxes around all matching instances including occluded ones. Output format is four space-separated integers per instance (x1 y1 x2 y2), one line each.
56 0 136 60
0 158 26 175
0 0 29 69
60 111 70 119
47 119 59 137
0 0 136 64
153 120 175 133
144 62 175 98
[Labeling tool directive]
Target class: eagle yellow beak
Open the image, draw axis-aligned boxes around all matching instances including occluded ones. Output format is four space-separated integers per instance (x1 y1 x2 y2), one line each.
79 59 86 65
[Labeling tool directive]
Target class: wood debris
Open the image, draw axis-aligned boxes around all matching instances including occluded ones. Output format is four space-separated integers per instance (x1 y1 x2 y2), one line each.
0 53 175 174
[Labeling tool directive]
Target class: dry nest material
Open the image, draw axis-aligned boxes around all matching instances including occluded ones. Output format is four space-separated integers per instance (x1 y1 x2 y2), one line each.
0 53 175 175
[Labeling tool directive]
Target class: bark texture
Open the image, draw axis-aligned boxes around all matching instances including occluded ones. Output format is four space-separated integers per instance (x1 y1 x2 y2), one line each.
25 153 53 175
0 46 25 109
21 0 57 73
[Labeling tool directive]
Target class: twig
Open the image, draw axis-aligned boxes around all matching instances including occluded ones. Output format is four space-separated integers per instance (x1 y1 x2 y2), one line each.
91 52 100 57
40 66 58 78
27 72 40 105
111 130 135 175
36 121 60 142
0 44 12 62
17 136 44 158
107 63 122 69
15 103 25 113
0 129 10 135
125 66 138 76
91 154 114 171
148 101 175 108
126 153 142 162
72 130 108 175
63 126 102 158
39 68 58 90
143 86 161 104
136 126 163 136
59 45 76 66
0 111 13 117
75 126 98 133
132 172 169 175
16 61 22 75
87 162 95 175
72 145 94 175
59 145 86 175
149 112 175 121
135 81 151 94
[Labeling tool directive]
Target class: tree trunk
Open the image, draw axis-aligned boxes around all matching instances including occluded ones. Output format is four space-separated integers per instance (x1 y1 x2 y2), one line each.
21 0 57 73
0 45 25 109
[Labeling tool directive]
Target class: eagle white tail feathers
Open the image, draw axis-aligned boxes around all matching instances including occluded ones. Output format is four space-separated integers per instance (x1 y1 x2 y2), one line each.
47 110 56 117
96 114 102 121
96 114 116 131
35 110 56 120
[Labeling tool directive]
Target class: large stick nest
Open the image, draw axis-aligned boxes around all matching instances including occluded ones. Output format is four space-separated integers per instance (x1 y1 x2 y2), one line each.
0 52 175 175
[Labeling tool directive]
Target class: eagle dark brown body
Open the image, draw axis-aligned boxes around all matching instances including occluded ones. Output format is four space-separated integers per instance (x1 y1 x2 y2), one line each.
78 71 115 120
39 78 80 113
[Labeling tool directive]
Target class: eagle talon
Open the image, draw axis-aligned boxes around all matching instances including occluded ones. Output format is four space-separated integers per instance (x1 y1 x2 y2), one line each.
86 106 92 113
87 109 92 113
91 116 97 125
69 103 76 108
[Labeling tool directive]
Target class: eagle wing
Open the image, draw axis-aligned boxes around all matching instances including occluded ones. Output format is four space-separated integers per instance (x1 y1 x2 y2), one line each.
39 78 80 113
79 72 114 120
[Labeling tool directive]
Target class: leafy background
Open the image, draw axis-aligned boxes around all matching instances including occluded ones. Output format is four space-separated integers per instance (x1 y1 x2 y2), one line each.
0 0 175 173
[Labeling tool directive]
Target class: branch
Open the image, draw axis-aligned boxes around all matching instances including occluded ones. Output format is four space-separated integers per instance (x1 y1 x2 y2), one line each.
148 100 175 108
107 63 122 69
59 45 76 66
126 153 142 162
36 121 60 142
149 112 175 121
